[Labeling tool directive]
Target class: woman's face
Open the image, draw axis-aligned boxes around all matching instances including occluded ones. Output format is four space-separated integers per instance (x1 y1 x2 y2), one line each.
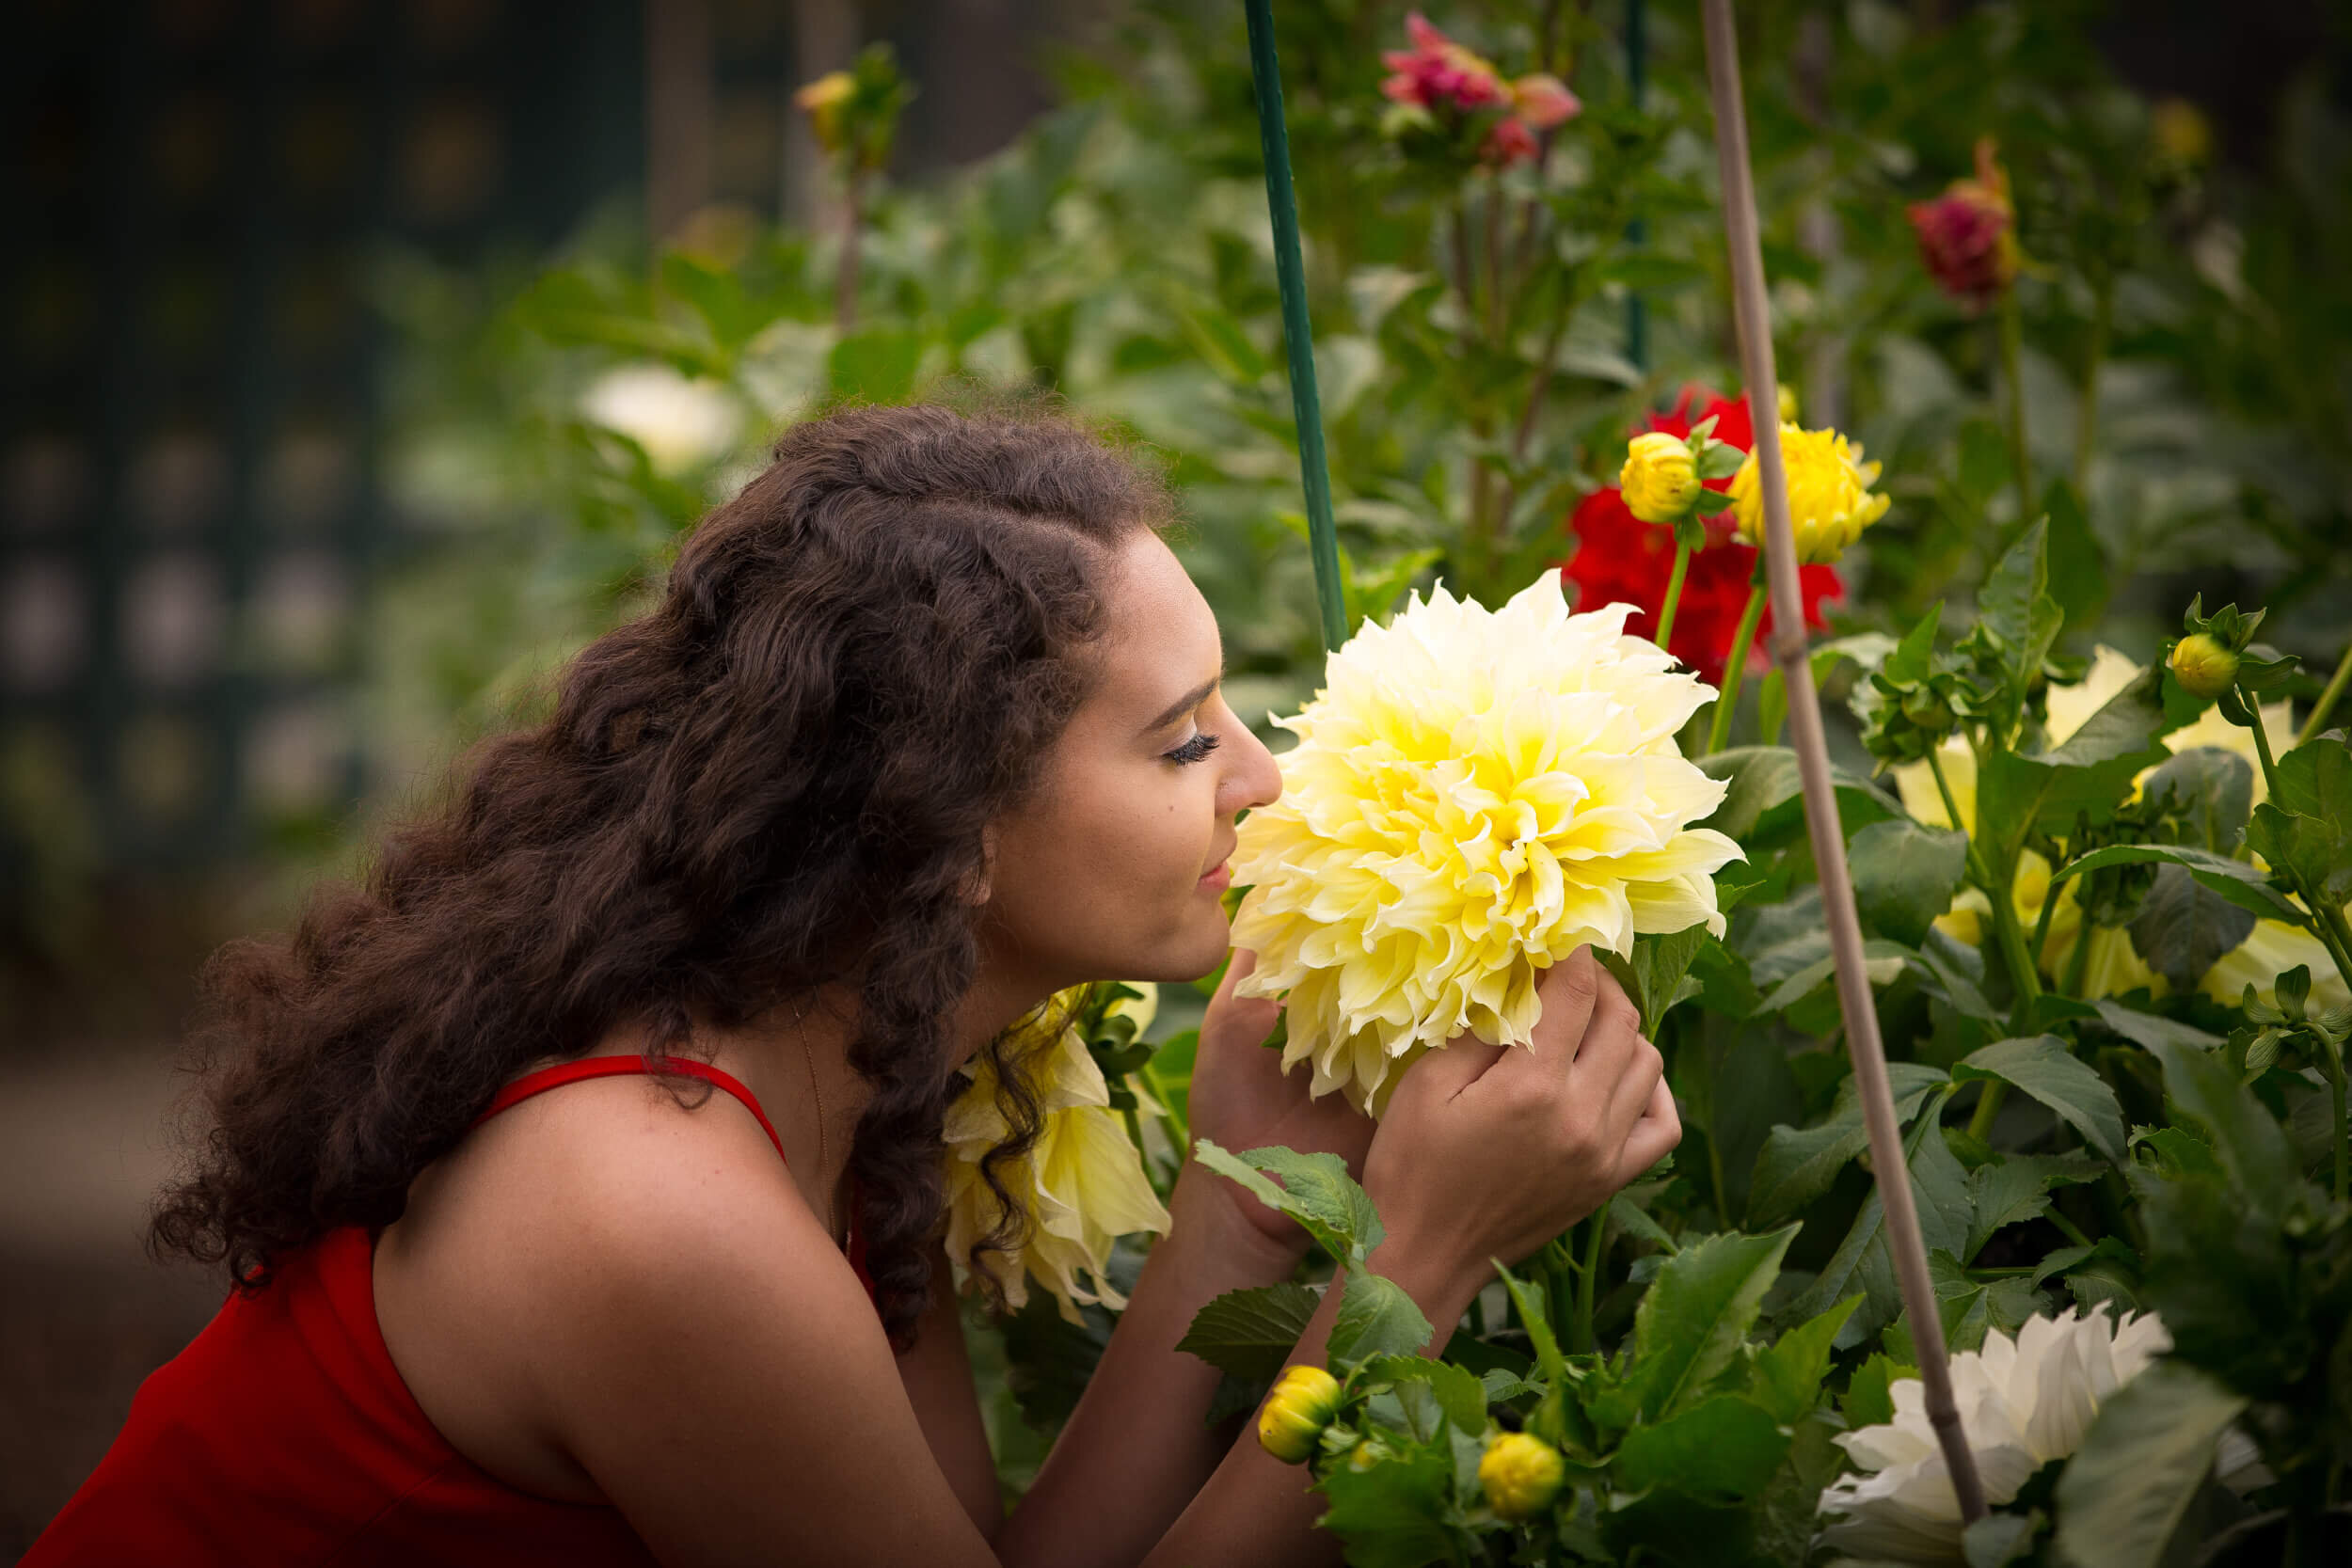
980 531 1283 994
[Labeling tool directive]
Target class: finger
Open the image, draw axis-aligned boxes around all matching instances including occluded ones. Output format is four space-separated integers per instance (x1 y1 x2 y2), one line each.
1518 947 1602 1071
1565 966 1643 1093
1603 1034 1665 1145
1205 948 1282 1048
1613 1079 1684 1181
1211 946 1260 1006
1388 1032 1508 1114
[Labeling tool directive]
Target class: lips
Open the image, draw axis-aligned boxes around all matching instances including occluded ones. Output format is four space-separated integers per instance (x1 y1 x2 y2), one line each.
1200 861 1233 892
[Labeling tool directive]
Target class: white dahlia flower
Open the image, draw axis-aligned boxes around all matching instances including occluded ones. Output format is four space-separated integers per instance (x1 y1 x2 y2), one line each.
1228 572 1743 1115
943 992 1169 1323
1819 1307 2263 1562
580 363 739 473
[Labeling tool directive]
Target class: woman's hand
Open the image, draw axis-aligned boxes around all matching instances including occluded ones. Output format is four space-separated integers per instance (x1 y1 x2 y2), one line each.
1183 948 1377 1248
1362 947 1678 1300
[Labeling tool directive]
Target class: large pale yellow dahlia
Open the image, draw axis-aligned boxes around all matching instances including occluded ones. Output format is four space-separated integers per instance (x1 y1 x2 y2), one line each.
1228 573 1744 1115
942 991 1169 1323
1895 645 2343 1007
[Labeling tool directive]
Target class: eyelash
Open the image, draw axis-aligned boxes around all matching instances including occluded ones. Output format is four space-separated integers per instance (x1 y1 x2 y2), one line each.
1165 732 1222 766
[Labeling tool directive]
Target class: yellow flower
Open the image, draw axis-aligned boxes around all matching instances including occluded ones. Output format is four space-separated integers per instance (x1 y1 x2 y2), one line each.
1480 1432 1565 1520
1895 645 2326 1005
793 71 856 155
1730 424 1891 565
1229 573 1743 1115
1258 1365 1343 1465
2167 633 2240 703
942 994 1170 1323
1620 432 1702 525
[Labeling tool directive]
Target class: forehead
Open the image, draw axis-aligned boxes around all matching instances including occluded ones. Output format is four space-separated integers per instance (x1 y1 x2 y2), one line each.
1089 532 1219 707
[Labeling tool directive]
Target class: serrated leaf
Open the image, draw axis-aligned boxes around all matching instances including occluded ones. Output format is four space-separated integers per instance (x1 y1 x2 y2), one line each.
1747 1063 1948 1226
1613 1394 1790 1498
2092 1002 2225 1054
1357 1355 1487 1436
1851 817 1971 948
1965 1154 2104 1260
1841 1354 1912 1429
2052 1362 2248 1568
2127 863 2256 992
2053 843 2306 927
1954 1036 2128 1164
2143 1036 2299 1206
1191 1140 1381 1263
1329 1271 1434 1370
1313 1440 1461 1568
1174 1282 1320 1383
1980 520 2062 710
1620 1226 1799 1421
1750 1296 1863 1425
2139 748 2254 854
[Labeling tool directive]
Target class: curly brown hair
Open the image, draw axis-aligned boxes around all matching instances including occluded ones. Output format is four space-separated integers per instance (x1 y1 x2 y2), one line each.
151 402 1171 1346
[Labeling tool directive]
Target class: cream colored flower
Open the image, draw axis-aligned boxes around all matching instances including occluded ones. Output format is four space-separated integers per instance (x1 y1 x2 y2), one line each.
580 364 739 473
1228 573 1743 1115
1729 423 1891 564
1820 1307 2189 1562
1895 645 2328 1006
942 997 1169 1323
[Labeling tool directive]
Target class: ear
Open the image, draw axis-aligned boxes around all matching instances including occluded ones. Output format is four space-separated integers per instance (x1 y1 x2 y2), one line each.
961 826 997 907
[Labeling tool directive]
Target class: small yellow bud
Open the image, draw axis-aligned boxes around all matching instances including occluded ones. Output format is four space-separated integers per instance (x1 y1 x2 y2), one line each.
2169 633 2239 702
2151 99 2214 166
794 71 856 155
1619 432 1701 525
1479 1431 1565 1521
1776 383 1800 424
1258 1365 1343 1465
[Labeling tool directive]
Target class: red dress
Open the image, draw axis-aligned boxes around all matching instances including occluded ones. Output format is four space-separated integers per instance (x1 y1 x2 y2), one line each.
26 1055 865 1566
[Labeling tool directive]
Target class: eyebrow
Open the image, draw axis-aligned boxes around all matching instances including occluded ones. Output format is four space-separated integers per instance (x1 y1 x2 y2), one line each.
1140 669 1224 736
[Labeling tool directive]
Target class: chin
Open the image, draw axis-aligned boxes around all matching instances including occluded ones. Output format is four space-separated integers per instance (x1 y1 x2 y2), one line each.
1119 908 1236 986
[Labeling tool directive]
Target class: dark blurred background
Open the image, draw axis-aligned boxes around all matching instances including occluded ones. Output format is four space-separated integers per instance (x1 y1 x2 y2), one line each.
2 0 2344 1552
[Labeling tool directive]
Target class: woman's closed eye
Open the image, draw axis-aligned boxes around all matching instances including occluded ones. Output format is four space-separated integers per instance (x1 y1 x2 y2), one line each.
1165 731 1222 766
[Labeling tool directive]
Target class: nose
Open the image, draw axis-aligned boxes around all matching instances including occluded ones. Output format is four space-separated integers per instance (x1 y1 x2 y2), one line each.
1222 713 1284 815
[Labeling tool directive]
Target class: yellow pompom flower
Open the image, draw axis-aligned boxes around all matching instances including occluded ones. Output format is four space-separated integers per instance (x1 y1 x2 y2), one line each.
1480 1432 1566 1520
1730 424 1891 565
1620 432 1701 524
1229 573 1744 1115
942 993 1169 1323
1257 1365 1343 1465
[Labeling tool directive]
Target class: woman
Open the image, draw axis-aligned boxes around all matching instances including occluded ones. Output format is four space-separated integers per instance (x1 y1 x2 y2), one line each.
30 404 1678 1567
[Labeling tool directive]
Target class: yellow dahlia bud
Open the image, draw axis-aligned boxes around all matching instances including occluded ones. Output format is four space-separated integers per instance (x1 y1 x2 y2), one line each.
1620 432 1701 524
2169 633 2239 702
1479 1431 1565 1521
1776 383 1799 424
794 71 856 155
1258 1365 1343 1465
1730 423 1892 565
2152 99 2214 166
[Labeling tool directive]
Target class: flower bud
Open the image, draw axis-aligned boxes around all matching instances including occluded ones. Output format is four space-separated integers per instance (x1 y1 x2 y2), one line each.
1257 1365 1343 1465
2169 633 2239 702
1776 383 1800 425
1620 433 1701 525
1730 424 1891 565
1479 1431 1565 1521
1905 138 2020 308
793 71 856 156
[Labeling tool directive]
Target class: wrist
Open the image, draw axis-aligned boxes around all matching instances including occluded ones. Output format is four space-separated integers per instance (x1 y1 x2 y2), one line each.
1168 1161 1312 1282
1362 1226 1490 1340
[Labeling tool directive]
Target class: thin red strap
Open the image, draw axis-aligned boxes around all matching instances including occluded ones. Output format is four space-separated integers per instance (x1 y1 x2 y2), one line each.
474 1055 788 1164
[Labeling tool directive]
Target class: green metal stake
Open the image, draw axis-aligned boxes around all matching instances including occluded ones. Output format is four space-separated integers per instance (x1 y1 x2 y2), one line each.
1244 0 1348 653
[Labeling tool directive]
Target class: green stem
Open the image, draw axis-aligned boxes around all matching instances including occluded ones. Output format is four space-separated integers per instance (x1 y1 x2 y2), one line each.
1706 580 1769 753
1654 538 1693 650
1998 286 2032 515
2060 912 2094 999
1569 1208 1607 1356
1925 746 1975 845
2027 862 2064 964
2328 1051 2348 1204
2073 276 2111 491
2047 1208 2092 1248
2299 641 2352 745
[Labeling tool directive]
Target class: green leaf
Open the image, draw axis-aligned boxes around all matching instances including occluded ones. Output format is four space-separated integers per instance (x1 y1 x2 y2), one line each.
1964 1510 2045 1568
1613 1394 1791 1498
1191 1140 1382 1263
2247 736 2352 904
1619 1226 1798 1421
2143 1036 2299 1204
1495 1264 1568 1387
1698 747 1902 848
2127 863 2256 993
2092 1002 2225 1055
1840 1354 1911 1429
2139 748 2254 854
1357 1355 1488 1437
827 326 925 401
1313 1440 1461 1568
1747 1063 1949 1226
2052 843 2306 927
1609 1193 1679 1255
1615 924 1713 1036
1175 1282 1320 1383
2052 1362 2249 1568
2042 480 2108 633
1851 817 1971 947
1783 1090 1969 1344
1965 1154 2104 1260
1328 1272 1435 1370
1750 1296 1863 1425
1954 1036 2128 1164
1884 1249 2047 1358
1979 519 2063 720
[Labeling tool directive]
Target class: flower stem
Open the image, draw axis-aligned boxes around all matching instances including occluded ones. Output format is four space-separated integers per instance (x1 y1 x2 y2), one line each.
2059 914 2094 1000
2047 1207 2092 1248
834 168 866 331
2073 275 2111 491
2299 641 2352 745
1654 538 1693 651
1998 286 2032 515
1707 579 1770 753
1568 1207 1607 1355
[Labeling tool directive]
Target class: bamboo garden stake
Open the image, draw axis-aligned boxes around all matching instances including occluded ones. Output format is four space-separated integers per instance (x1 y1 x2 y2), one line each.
1699 0 1990 1524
